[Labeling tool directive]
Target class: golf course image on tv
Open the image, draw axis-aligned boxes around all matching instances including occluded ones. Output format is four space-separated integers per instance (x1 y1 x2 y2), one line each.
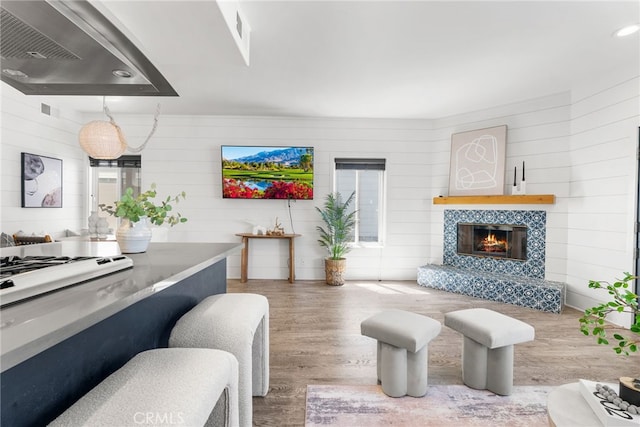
222 145 314 199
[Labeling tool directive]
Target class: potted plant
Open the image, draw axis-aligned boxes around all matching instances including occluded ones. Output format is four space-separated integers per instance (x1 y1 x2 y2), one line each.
100 183 187 253
579 272 640 409
316 192 356 286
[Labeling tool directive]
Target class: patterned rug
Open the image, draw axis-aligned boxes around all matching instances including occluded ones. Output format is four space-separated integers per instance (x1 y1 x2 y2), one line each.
305 384 554 426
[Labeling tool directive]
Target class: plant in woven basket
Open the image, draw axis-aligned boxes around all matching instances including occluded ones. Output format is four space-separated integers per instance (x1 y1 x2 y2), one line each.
316 192 356 260
316 192 356 286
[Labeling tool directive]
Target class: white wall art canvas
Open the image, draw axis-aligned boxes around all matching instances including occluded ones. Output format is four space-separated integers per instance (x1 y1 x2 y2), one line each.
448 125 507 196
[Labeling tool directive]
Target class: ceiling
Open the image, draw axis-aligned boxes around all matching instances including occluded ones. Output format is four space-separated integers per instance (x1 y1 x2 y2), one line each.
25 1 640 119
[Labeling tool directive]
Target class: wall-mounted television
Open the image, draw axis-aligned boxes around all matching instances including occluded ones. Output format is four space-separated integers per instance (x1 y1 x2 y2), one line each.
222 145 314 199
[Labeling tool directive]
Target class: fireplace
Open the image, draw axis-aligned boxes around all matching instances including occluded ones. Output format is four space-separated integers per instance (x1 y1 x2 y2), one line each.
443 209 546 279
457 223 527 261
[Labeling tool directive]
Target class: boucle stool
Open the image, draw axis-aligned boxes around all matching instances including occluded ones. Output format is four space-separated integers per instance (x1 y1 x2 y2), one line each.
49 348 239 427
169 293 269 427
444 308 535 396
361 309 442 397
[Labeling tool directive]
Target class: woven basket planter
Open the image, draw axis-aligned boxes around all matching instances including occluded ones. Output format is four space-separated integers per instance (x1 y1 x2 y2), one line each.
325 258 346 286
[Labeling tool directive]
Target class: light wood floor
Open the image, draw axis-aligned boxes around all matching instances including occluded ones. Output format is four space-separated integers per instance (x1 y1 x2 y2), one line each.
227 279 629 426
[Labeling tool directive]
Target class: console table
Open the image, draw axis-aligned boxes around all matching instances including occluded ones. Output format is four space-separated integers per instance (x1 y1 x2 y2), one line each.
236 233 301 283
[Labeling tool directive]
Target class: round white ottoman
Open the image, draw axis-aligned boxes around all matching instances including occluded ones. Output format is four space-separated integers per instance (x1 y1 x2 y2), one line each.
361 309 442 397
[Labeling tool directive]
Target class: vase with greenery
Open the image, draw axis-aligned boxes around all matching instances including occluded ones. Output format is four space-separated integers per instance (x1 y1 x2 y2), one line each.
100 183 187 253
579 272 640 409
316 192 356 285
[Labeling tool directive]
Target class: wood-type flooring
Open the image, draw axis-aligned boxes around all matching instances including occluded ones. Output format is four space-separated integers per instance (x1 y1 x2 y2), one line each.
227 279 631 426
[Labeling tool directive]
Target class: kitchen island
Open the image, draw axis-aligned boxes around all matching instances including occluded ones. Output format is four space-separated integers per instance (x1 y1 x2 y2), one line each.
0 241 241 427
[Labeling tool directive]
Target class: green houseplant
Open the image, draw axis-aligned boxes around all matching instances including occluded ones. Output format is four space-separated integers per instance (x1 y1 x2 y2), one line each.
316 192 356 286
579 272 640 410
100 183 187 253
579 272 639 355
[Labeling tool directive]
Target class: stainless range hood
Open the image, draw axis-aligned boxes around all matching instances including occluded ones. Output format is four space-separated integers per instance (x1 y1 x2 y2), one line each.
0 0 178 97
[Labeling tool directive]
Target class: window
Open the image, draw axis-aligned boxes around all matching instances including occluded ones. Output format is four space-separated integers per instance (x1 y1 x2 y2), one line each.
334 158 386 246
89 156 141 231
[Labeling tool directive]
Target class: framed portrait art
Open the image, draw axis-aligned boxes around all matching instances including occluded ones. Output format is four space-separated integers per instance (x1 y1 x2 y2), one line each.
21 152 63 208
448 125 507 196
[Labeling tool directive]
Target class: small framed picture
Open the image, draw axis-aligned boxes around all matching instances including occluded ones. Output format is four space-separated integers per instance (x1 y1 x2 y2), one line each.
21 152 63 208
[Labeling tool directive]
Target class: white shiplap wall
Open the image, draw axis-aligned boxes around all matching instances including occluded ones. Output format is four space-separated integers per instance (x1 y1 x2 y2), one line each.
1 65 638 318
0 85 87 239
566 67 640 325
112 115 434 281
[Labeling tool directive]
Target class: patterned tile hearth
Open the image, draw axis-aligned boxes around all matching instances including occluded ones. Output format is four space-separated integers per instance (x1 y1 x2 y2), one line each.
417 264 565 313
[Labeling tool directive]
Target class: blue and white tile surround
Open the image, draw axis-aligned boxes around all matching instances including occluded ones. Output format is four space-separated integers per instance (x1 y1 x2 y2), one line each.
443 209 546 279
418 209 565 313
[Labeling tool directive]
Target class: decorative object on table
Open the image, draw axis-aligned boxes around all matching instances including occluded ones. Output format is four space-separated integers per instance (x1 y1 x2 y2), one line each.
578 272 640 416
316 192 356 286
100 183 187 253
78 97 160 160
448 125 507 196
12 233 53 245
305 383 553 427
577 379 640 426
510 161 527 195
21 152 62 208
88 211 100 238
266 217 285 236
252 225 266 235
96 217 110 239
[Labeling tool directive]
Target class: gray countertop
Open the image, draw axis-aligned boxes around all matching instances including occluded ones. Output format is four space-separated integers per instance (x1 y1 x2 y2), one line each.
0 241 242 372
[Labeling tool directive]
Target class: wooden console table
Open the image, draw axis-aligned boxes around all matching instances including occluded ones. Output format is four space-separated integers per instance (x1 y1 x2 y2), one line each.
236 233 301 283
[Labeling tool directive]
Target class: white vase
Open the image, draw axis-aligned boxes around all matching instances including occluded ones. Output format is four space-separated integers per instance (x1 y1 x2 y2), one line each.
116 216 152 253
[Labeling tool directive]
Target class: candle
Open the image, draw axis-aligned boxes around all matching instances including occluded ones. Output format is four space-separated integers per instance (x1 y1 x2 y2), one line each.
513 166 517 186
522 161 525 181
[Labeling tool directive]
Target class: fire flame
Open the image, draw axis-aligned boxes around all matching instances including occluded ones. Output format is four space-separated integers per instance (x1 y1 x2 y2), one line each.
480 232 508 252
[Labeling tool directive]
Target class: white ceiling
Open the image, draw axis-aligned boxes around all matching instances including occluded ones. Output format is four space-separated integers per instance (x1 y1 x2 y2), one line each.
40 0 640 119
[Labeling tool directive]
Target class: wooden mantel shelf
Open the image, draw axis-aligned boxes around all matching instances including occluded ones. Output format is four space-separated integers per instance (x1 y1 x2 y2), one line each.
433 194 555 205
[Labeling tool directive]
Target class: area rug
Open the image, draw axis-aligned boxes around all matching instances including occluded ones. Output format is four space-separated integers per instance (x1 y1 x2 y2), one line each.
305 384 553 426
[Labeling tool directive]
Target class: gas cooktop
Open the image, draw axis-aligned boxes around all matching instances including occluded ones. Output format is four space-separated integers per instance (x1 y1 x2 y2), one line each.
0 255 133 307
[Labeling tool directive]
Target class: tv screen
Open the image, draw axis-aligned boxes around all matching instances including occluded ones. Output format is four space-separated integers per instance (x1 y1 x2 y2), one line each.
222 145 314 199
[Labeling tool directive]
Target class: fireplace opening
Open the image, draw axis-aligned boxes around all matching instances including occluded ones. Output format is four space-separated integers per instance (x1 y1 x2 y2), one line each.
457 223 527 261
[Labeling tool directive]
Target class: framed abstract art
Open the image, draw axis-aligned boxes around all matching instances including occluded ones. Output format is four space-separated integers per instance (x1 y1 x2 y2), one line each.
21 152 63 208
448 125 507 196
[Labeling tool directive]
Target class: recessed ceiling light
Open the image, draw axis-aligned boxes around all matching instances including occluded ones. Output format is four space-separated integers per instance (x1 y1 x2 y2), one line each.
112 69 133 78
2 68 28 78
615 24 640 37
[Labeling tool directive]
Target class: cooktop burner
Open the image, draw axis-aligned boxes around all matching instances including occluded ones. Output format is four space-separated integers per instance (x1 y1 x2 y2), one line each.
0 255 133 307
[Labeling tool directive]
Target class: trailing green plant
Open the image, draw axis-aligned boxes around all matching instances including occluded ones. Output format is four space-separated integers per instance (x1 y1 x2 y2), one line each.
99 183 187 226
316 192 357 260
579 272 640 355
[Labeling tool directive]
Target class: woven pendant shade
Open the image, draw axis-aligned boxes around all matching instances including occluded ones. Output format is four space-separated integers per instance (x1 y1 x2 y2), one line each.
78 120 127 159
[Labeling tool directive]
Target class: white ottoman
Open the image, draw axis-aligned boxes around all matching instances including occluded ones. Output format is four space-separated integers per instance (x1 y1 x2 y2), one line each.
444 308 535 396
49 348 239 427
169 293 269 427
361 309 442 397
